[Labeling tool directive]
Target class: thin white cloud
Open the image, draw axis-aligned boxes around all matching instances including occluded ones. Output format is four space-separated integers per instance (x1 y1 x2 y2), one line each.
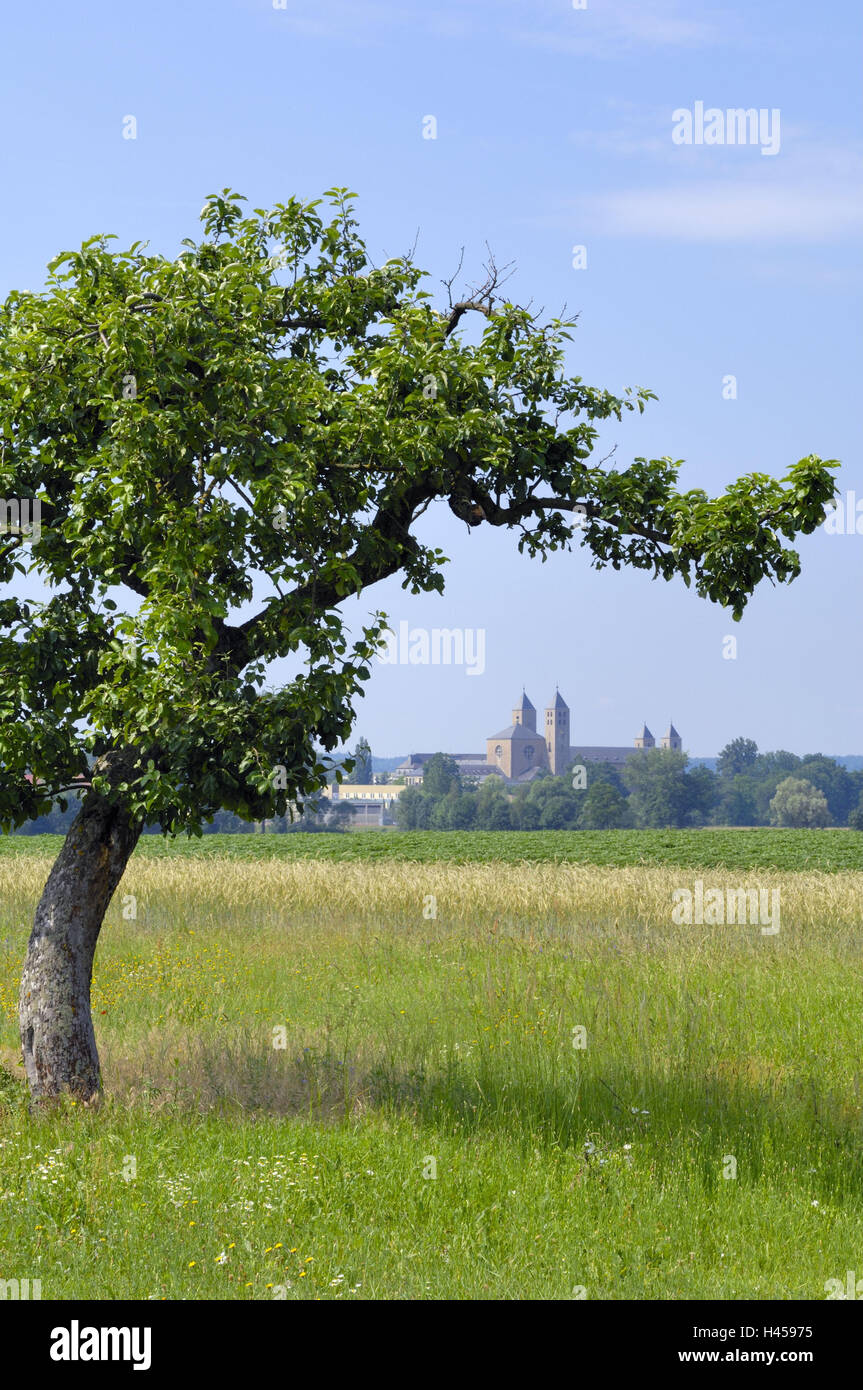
262 0 414 44
261 0 726 53
581 177 863 243
610 3 722 46
520 138 863 247
568 109 812 166
512 0 726 57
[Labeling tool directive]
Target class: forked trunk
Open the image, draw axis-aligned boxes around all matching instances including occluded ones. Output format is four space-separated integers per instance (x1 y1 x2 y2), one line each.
18 792 141 1102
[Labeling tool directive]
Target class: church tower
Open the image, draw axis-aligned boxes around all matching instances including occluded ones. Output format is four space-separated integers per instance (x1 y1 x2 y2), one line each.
634 723 655 750
512 690 536 732
545 690 570 774
660 722 682 751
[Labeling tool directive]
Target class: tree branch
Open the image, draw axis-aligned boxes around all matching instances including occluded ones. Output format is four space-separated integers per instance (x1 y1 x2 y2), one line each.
214 481 435 673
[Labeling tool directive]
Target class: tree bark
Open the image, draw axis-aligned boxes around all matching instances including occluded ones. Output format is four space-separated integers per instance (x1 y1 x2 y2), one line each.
18 791 141 1102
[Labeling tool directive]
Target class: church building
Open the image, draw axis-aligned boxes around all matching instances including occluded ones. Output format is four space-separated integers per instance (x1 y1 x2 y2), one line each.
394 692 682 787
484 691 682 781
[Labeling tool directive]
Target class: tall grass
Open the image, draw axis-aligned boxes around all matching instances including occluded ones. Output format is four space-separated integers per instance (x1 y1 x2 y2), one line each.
1 850 861 1299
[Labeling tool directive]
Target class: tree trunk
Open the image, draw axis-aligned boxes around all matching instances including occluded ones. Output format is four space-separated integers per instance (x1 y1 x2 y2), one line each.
18 792 141 1102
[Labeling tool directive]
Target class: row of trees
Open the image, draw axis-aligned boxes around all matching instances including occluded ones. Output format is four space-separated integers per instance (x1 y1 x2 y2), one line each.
18 739 860 835
14 789 356 835
712 737 863 827
394 745 863 830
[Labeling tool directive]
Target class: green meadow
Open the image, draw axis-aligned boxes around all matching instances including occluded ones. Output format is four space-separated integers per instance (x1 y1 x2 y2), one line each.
3 826 861 870
1 831 861 1300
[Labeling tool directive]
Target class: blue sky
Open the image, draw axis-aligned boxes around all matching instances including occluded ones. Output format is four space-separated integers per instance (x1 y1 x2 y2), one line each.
2 0 861 757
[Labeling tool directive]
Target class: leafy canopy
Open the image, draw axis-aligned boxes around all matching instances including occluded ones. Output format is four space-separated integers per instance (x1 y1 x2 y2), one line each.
0 188 837 832
769 777 832 829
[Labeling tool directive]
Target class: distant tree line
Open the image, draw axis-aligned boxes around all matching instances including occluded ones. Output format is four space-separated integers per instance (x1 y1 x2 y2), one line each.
14 792 356 835
14 738 863 834
393 743 863 831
